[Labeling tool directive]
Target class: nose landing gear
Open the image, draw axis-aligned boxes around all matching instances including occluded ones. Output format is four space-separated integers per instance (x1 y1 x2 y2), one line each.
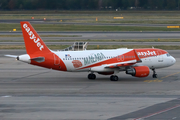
152 68 157 78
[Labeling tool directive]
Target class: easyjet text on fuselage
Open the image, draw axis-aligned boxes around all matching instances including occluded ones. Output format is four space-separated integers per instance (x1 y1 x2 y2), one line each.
137 51 156 56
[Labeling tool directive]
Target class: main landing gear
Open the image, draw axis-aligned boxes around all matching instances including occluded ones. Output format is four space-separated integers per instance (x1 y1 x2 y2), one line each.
87 73 119 81
88 73 96 80
110 75 119 81
152 68 157 78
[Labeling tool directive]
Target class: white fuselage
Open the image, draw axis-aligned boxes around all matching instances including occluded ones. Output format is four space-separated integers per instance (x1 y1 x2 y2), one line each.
53 49 176 72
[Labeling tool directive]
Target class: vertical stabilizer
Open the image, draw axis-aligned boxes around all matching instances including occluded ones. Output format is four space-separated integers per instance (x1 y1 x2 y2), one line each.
20 21 51 55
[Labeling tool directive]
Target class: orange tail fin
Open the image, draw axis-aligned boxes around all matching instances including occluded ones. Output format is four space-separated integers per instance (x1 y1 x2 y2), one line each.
20 21 51 55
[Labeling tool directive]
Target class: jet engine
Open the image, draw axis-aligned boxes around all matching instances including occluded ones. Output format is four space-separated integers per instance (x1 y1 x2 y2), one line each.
126 66 149 77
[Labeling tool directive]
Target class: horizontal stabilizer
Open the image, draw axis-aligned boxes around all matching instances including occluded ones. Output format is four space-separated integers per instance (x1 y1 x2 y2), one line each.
4 55 18 58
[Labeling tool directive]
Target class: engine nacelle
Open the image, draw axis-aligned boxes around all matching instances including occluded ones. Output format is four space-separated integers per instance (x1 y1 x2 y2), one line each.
126 66 149 77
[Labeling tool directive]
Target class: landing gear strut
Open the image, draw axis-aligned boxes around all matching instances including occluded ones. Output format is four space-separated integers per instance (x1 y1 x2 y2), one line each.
88 73 96 80
110 75 119 81
152 68 157 78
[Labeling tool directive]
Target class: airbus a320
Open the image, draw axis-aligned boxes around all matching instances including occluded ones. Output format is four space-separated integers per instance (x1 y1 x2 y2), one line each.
5 22 176 81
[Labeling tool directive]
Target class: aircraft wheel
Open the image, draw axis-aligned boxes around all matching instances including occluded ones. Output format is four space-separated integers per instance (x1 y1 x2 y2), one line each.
152 74 157 78
110 75 118 81
88 73 96 80
152 69 157 78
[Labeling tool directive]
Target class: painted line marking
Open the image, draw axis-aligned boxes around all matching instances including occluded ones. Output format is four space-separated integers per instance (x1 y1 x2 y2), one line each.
172 117 177 119
144 79 162 83
1 95 12 98
134 104 180 120
144 71 180 83
161 72 180 79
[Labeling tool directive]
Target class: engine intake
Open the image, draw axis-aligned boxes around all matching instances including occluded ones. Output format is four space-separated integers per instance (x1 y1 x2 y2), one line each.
126 66 149 77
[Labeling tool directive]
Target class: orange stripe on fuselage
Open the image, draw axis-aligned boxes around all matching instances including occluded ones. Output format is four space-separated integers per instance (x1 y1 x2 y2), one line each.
78 48 167 70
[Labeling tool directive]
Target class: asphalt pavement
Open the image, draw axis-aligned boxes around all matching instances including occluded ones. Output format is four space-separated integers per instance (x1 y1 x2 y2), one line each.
0 50 180 120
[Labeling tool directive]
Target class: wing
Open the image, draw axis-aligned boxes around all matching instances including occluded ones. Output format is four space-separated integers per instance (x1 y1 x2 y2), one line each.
105 49 142 68
105 60 136 68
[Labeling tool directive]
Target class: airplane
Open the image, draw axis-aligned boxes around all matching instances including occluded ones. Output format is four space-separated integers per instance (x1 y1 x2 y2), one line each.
5 21 176 81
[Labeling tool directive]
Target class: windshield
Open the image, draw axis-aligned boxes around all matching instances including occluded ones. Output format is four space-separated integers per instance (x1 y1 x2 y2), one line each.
166 53 171 57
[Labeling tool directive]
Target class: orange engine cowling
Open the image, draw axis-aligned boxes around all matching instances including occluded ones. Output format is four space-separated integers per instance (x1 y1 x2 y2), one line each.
126 66 149 77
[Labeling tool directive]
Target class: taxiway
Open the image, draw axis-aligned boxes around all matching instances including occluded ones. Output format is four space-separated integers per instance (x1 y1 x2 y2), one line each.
0 50 180 120
1 31 180 40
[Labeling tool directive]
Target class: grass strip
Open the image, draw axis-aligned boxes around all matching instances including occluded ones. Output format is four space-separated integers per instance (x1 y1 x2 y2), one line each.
1 45 179 50
1 23 180 31
1 39 180 42
0 35 81 37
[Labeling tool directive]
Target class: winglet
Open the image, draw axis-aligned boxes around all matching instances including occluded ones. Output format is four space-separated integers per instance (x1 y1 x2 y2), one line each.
20 21 51 55
134 49 142 63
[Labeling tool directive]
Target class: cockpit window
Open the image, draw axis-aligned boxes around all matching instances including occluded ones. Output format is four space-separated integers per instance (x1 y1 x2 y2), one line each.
166 53 171 57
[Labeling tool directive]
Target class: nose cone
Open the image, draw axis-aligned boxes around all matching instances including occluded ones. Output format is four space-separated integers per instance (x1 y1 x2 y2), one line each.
170 56 176 66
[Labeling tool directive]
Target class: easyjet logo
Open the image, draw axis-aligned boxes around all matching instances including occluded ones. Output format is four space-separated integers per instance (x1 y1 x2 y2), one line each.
23 24 44 51
137 51 156 56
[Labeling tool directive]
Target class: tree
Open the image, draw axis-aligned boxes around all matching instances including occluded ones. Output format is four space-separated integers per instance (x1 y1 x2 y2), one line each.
166 0 177 10
8 0 15 10
0 0 180 10
121 0 135 9
0 0 9 9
